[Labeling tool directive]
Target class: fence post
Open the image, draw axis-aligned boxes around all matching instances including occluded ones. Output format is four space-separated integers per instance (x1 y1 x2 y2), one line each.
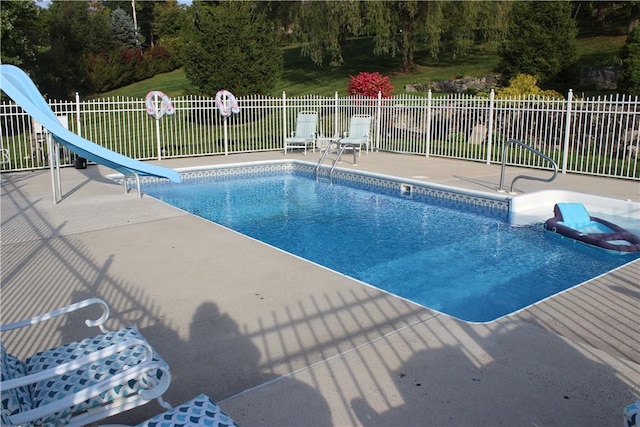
75 92 82 137
154 92 163 160
425 90 432 157
486 89 495 164
334 91 339 137
375 91 382 151
282 91 287 152
561 89 573 174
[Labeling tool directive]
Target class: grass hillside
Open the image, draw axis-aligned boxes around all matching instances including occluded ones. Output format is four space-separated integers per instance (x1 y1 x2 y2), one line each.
98 35 626 99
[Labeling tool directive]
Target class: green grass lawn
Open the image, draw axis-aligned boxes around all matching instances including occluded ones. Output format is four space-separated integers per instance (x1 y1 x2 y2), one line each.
97 35 626 99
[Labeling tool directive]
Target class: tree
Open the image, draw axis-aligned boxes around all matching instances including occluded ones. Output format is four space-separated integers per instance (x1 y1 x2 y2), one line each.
0 1 47 75
297 1 364 67
289 0 510 72
183 1 283 96
618 25 640 95
111 8 138 48
498 1 578 90
364 0 422 72
152 0 188 63
37 1 99 99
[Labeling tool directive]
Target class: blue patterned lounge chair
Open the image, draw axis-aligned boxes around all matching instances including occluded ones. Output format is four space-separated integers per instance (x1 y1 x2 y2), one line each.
136 393 238 427
625 400 640 427
284 111 318 155
0 299 171 426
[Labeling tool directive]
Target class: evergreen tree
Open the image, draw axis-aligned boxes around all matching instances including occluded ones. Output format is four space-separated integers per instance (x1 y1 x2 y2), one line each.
111 8 138 48
183 1 283 96
498 1 578 90
618 25 640 95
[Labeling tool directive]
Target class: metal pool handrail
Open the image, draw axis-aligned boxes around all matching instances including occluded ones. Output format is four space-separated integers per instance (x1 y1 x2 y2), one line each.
499 138 558 193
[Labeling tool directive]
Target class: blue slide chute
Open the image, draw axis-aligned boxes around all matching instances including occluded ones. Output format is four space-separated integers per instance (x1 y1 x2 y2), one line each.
0 64 181 183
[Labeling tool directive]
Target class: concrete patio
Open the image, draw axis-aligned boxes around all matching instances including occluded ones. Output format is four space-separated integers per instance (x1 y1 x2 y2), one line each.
1 152 638 426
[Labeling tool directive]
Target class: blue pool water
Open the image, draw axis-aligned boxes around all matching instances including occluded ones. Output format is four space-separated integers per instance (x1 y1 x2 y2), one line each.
143 170 638 322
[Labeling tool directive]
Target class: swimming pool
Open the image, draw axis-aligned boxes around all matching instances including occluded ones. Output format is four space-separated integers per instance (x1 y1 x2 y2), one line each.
141 163 639 322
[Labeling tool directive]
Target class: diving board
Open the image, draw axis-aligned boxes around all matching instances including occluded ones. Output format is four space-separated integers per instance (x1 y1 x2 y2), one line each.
0 64 180 202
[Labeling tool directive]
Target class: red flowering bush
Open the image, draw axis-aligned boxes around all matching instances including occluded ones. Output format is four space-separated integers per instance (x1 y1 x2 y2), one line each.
347 72 394 98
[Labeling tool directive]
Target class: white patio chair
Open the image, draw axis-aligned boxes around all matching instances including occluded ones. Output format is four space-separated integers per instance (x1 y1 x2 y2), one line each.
0 298 171 427
284 111 318 155
334 114 372 165
1 148 9 183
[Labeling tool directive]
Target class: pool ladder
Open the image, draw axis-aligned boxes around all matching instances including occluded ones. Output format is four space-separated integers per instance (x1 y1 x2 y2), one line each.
498 139 558 193
316 140 348 179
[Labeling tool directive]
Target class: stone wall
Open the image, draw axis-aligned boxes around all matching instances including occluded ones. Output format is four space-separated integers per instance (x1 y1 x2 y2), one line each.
404 76 499 94
579 67 620 90
404 67 621 94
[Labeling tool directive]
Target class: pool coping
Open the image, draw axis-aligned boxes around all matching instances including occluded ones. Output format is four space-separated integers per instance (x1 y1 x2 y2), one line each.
121 160 639 326
110 159 640 228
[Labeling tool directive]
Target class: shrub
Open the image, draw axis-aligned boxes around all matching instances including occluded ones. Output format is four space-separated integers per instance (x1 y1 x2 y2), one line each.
618 25 640 95
87 45 180 93
347 72 394 98
496 74 563 98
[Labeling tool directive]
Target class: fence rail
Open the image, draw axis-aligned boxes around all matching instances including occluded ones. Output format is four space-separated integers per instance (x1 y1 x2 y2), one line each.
1 90 638 180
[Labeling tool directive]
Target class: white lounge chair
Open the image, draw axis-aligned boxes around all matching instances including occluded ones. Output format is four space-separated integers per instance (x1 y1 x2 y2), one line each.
0 299 171 427
1 148 9 183
284 111 318 155
336 114 372 165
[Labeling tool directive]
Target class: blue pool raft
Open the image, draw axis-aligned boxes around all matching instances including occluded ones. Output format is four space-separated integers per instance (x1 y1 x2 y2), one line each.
544 203 640 254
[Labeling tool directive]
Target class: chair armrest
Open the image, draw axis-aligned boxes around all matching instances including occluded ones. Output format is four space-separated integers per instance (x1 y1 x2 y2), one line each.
0 298 110 333
3 339 171 426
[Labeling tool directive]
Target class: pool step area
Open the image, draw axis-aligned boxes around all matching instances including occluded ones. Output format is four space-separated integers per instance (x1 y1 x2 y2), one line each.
316 141 362 179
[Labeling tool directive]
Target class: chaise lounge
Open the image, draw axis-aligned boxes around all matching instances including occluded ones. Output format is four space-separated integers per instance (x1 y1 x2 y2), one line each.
0 298 171 426
283 111 318 155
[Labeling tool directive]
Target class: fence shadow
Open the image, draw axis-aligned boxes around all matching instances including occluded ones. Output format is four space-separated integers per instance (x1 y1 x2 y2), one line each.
0 172 331 424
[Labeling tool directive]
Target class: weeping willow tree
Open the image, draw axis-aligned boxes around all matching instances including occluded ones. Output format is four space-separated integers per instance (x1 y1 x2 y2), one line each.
260 0 510 73
365 1 512 71
364 0 421 72
297 0 364 67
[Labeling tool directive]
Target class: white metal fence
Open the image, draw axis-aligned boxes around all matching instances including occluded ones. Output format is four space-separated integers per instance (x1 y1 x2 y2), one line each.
1 90 638 180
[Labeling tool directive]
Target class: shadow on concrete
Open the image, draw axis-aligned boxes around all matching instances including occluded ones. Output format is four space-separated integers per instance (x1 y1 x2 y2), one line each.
2 166 639 426
348 318 639 426
0 174 329 425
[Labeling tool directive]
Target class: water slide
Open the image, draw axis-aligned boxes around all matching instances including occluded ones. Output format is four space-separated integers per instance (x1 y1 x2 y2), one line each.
0 64 181 183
